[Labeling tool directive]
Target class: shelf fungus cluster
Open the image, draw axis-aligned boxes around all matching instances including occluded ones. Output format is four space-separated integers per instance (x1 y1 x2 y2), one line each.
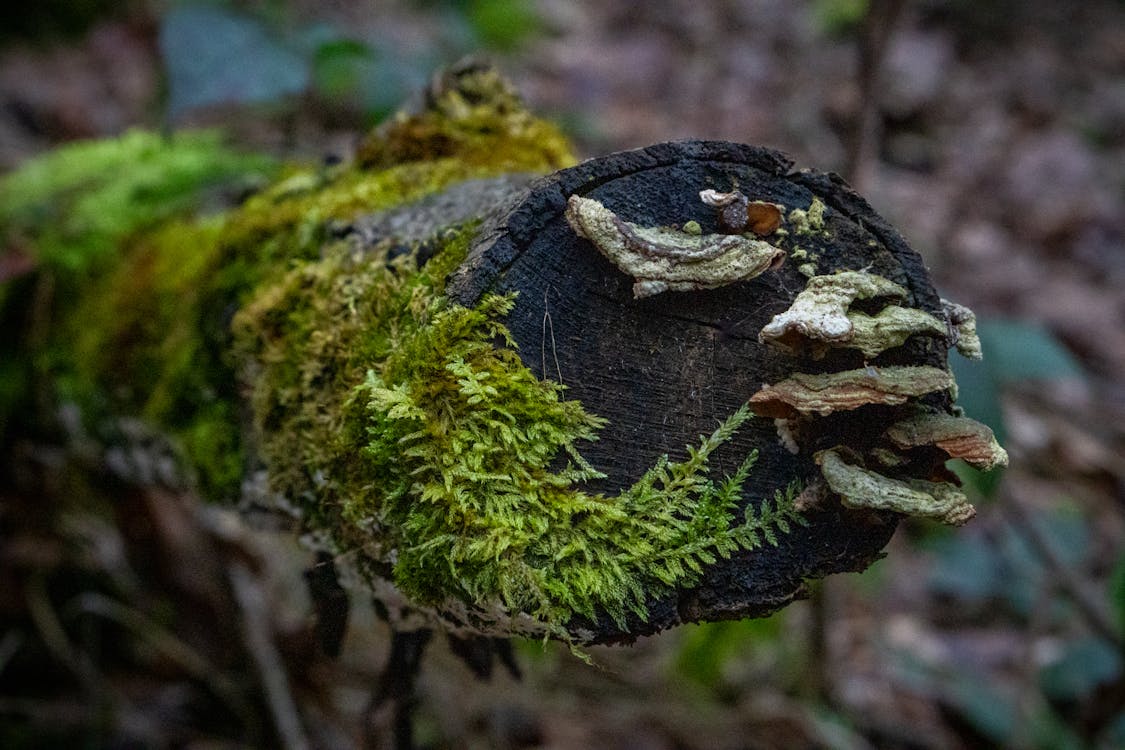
751 269 1007 526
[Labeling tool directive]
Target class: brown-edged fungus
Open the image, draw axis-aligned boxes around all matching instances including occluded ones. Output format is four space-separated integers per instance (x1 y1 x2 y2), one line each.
816 448 976 526
748 365 954 419
885 412 1009 471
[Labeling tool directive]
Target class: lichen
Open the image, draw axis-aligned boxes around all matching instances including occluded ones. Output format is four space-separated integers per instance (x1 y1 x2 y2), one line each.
565 195 785 298
748 365 954 419
787 196 829 236
797 262 819 278
816 448 975 525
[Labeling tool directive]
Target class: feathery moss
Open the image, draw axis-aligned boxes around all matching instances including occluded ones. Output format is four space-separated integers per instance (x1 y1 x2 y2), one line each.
234 226 803 633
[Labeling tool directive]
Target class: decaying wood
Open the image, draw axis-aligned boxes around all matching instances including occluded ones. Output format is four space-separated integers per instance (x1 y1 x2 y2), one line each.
340 140 954 643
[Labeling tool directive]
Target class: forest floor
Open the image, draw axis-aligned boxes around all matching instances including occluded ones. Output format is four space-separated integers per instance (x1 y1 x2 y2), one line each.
2 1 1124 748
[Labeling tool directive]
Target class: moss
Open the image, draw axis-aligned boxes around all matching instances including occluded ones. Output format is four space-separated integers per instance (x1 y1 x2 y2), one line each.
356 61 573 172
49 216 246 496
233 226 802 633
8 64 575 501
0 129 274 274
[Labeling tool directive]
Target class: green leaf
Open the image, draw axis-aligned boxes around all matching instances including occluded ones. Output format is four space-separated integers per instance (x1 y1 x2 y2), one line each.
1110 550 1125 635
977 319 1085 384
949 352 1006 443
945 673 1018 743
159 6 310 119
928 534 1003 602
811 0 869 37
312 38 374 99
673 617 782 687
464 0 541 51
1039 637 1122 702
948 318 1084 498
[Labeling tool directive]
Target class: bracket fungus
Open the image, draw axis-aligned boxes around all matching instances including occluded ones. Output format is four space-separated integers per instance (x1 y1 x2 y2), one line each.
845 306 950 359
816 449 976 526
942 299 982 359
886 413 1009 471
758 270 949 358
748 366 954 419
564 194 785 298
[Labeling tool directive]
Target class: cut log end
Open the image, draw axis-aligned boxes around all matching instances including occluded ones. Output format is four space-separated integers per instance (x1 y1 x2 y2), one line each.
438 140 972 643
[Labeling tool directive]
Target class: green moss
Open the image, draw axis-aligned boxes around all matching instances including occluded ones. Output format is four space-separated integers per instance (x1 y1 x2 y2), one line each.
0 129 275 273
233 226 803 633
356 63 573 172
360 340 803 629
8 67 574 500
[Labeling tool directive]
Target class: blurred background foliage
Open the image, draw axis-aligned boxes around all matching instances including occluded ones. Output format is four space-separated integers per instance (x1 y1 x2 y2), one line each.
2 1 1124 748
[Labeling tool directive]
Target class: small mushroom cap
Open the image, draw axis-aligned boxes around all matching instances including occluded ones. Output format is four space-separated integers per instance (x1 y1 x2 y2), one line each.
699 188 742 207
748 366 954 419
745 201 784 236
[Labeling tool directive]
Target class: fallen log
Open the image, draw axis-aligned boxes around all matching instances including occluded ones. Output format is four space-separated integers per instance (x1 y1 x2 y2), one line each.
0 61 1002 647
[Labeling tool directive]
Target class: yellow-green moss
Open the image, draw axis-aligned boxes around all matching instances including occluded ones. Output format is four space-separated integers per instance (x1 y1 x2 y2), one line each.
0 129 274 273
8 65 576 500
356 62 573 172
233 226 803 632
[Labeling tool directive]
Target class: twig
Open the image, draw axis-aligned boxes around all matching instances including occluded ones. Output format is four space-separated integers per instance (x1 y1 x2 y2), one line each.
542 288 563 384
228 561 311 750
24 574 99 689
0 630 23 675
304 551 350 658
806 580 832 705
999 490 1123 651
845 0 906 189
66 591 250 720
364 629 432 750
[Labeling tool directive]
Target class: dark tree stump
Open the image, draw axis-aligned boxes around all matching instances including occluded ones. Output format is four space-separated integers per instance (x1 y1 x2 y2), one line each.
446 141 950 644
